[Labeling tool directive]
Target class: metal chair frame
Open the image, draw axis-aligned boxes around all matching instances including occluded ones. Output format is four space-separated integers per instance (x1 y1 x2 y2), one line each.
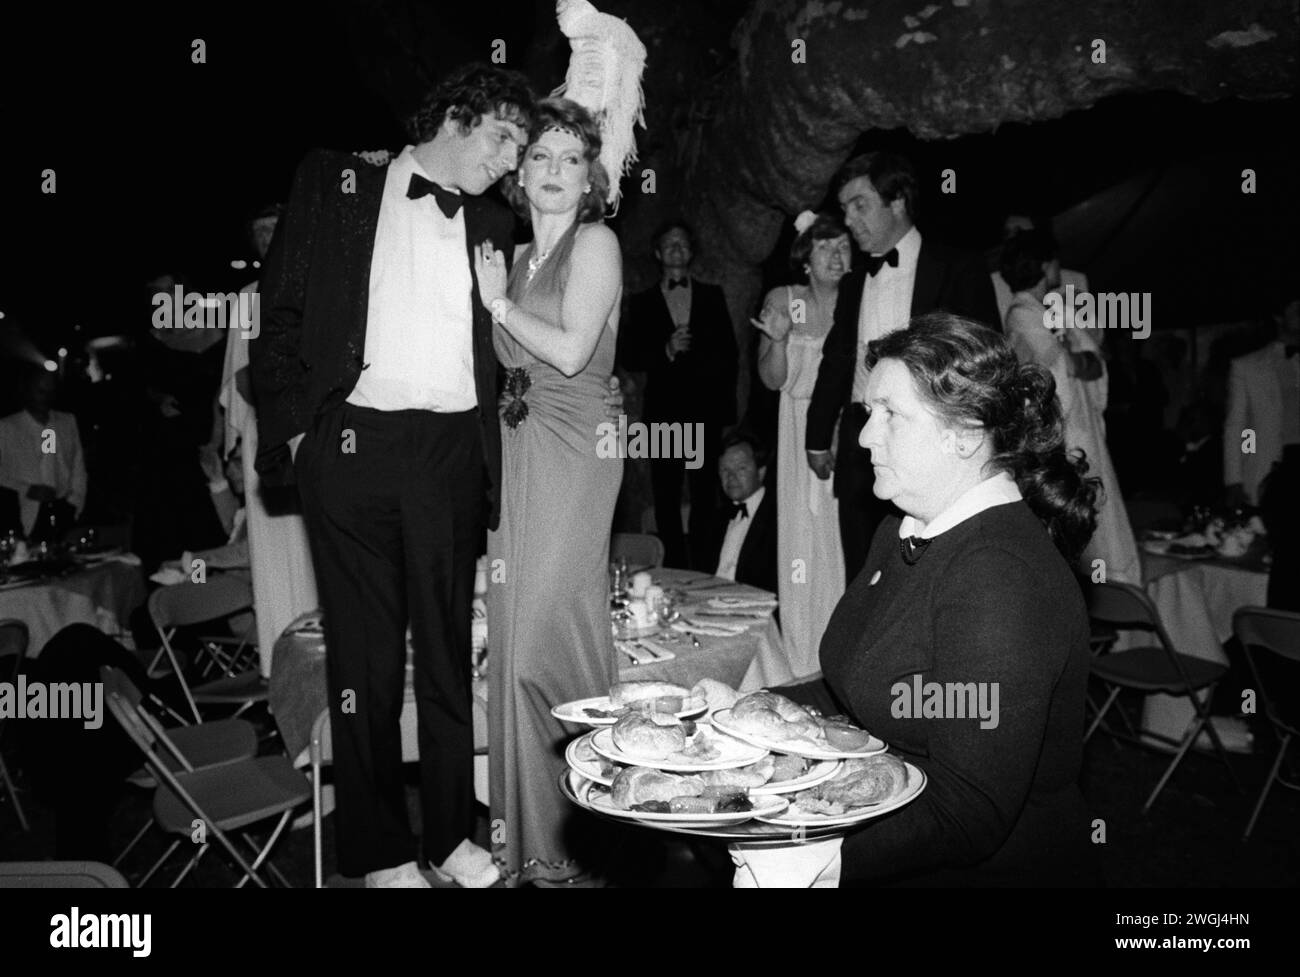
1233 605 1300 839
0 619 30 831
105 685 306 887
1085 580 1241 813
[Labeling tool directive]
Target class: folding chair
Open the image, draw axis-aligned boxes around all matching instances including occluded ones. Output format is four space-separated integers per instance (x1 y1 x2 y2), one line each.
101 666 259 868
611 532 665 570
105 688 310 887
0 861 129 888
0 619 30 831
147 574 268 723
1233 606 1300 839
1085 580 1240 813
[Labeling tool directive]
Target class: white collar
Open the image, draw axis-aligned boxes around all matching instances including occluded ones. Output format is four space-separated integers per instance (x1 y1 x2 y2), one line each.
876 225 921 266
898 471 1021 540
731 484 765 519
397 145 459 195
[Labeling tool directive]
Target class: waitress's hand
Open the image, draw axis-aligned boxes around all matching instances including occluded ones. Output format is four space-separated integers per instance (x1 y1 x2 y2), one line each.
474 240 509 306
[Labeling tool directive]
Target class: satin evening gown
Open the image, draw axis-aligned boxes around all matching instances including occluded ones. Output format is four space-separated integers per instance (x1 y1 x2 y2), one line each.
487 221 622 883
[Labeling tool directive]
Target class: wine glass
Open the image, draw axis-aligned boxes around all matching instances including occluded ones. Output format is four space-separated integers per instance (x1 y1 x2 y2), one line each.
656 589 682 626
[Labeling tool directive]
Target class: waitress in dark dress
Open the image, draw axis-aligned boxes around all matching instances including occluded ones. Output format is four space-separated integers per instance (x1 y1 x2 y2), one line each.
730 312 1101 887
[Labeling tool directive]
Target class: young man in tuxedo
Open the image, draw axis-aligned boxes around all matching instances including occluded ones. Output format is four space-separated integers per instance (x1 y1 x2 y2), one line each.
251 64 533 888
712 431 778 595
805 152 998 581
618 222 738 569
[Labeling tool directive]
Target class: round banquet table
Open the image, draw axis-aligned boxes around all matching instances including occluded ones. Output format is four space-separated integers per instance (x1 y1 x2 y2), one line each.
0 557 147 657
613 567 794 692
1136 544 1270 749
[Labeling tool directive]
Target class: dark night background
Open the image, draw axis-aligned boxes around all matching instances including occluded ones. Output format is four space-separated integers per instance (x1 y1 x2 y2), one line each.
1 0 1296 362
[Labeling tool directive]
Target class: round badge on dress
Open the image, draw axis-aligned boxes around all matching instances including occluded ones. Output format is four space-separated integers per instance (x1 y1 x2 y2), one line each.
869 570 882 586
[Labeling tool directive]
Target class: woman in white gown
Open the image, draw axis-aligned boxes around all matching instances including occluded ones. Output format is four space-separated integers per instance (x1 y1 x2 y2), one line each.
753 212 851 678
999 230 1141 585
219 205 319 674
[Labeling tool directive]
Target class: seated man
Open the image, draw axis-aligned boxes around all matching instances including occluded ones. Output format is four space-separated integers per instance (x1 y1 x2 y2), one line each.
711 431 777 594
0 365 86 541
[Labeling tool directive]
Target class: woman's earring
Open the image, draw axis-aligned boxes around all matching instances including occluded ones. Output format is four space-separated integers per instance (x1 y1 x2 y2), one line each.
584 184 591 194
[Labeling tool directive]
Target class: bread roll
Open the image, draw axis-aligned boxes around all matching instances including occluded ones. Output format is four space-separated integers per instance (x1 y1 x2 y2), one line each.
609 681 691 708
610 712 686 759
610 767 703 809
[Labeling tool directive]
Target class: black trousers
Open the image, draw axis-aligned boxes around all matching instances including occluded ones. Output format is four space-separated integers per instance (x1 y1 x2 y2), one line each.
835 404 895 583
296 403 483 877
649 423 722 571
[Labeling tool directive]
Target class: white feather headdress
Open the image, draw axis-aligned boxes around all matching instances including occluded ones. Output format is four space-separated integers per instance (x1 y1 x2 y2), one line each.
551 0 647 213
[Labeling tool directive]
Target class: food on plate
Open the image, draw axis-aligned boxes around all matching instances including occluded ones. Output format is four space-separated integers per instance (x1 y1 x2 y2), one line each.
610 713 687 759
608 713 722 762
572 734 621 779
791 754 909 815
698 756 775 788
609 681 691 708
728 691 824 744
823 721 873 751
769 753 811 783
690 678 743 712
609 767 703 809
608 768 753 814
665 791 752 815
576 681 695 721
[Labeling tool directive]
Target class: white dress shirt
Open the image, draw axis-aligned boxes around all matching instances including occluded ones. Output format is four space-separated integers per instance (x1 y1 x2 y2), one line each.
0 409 87 536
715 485 765 581
852 226 922 402
898 470 1023 541
347 145 477 412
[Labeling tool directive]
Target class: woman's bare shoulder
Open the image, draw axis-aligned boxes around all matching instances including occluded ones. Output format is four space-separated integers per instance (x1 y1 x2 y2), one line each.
573 221 620 253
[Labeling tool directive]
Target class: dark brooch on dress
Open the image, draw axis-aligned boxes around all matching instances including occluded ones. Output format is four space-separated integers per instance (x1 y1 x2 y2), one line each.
503 367 532 429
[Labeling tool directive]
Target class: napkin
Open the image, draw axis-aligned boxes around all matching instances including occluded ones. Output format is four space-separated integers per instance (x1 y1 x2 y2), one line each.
690 611 764 627
729 838 843 888
636 637 677 662
671 620 745 637
708 596 778 610
615 640 660 665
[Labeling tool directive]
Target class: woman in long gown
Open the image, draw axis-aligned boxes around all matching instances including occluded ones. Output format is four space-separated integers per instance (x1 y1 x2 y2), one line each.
753 213 850 678
1000 230 1141 585
474 98 624 886
219 206 318 676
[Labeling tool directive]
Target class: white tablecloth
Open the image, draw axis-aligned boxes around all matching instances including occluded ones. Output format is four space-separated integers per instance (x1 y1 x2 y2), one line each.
0 559 146 656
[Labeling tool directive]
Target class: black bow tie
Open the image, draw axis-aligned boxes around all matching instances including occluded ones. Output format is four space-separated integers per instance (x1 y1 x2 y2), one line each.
1287 344 1299 359
729 501 749 521
864 248 900 277
667 277 690 290
407 174 463 219
900 535 932 565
